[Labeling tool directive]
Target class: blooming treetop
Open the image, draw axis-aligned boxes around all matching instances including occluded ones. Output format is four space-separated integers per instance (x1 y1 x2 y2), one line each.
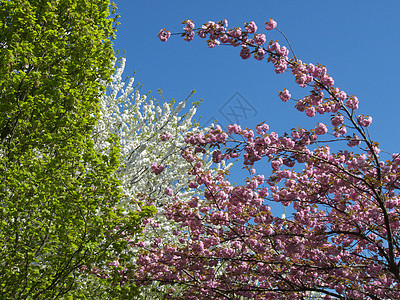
130 19 400 299
91 58 232 297
94 56 232 224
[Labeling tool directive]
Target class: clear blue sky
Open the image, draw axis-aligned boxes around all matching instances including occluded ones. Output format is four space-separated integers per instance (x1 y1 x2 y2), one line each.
113 1 400 156
112 1 400 217
112 1 400 182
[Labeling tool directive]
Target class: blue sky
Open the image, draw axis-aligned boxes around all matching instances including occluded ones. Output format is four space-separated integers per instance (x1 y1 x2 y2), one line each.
112 1 400 217
113 0 400 155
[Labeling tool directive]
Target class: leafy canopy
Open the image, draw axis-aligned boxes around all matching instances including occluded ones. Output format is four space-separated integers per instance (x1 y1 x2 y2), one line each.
0 1 152 298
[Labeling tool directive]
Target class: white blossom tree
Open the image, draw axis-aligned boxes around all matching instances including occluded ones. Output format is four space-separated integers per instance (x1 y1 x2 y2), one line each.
83 57 232 298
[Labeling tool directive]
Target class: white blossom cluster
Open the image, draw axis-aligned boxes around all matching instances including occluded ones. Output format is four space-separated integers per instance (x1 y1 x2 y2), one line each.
93 57 231 246
87 58 234 298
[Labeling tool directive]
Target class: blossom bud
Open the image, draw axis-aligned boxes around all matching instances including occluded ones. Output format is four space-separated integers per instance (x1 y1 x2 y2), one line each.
265 18 277 30
158 28 171 42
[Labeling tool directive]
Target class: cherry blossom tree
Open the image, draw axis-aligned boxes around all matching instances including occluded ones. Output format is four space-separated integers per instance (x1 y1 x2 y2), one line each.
131 19 400 299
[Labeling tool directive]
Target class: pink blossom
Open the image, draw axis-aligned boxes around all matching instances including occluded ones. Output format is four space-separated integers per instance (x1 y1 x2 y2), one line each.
188 181 199 188
215 24 224 32
212 149 222 163
188 197 199 208
245 21 258 34
253 33 266 46
240 45 251 59
192 241 205 254
331 115 344 127
335 284 345 294
271 158 283 170
160 132 172 141
202 21 215 31
151 162 165 175
336 90 347 101
227 124 242 134
345 96 359 110
184 31 195 42
274 60 288 74
277 45 289 57
183 20 195 32
295 74 308 87
158 28 171 42
357 115 372 127
334 125 347 137
229 27 242 38
307 63 316 74
198 30 207 38
164 187 174 196
230 152 240 158
254 48 265 61
256 123 269 134
315 123 328 135
305 107 316 117
149 18 400 299
265 18 277 30
267 41 280 52
279 89 291 102
321 75 334 87
347 134 361 147
207 39 220 48
219 34 230 43
108 260 119 267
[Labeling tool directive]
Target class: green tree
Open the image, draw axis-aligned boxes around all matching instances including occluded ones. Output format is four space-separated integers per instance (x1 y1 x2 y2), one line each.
0 1 153 298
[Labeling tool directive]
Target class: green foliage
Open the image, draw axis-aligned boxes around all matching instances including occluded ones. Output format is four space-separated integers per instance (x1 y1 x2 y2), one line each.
0 0 151 298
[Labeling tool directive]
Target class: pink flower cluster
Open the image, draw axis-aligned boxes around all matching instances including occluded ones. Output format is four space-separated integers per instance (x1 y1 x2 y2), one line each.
133 115 398 298
357 114 373 127
314 123 328 135
158 16 365 146
160 131 172 141
127 17 398 299
87 18 395 298
164 187 174 196
158 18 279 62
151 162 165 175
245 21 257 34
185 124 228 147
182 19 195 41
346 96 359 110
279 89 291 102
157 28 171 42
265 18 277 30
